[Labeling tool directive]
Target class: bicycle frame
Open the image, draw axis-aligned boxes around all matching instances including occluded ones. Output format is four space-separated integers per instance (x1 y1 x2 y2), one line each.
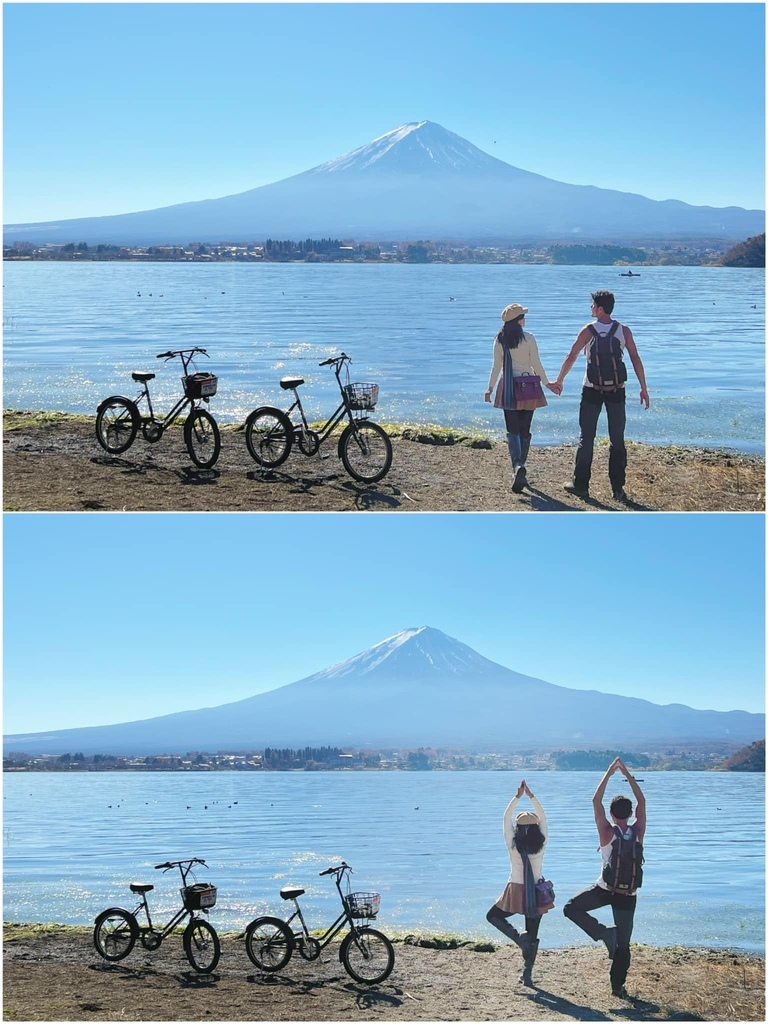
133 858 207 939
284 865 365 951
133 348 209 429
130 891 192 940
289 354 370 444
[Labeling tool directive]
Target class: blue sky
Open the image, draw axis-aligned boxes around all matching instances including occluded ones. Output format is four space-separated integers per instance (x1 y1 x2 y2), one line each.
3 3 764 223
3 512 764 734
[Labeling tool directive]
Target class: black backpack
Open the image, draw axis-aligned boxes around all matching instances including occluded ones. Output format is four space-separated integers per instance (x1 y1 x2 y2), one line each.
602 825 644 894
586 321 627 391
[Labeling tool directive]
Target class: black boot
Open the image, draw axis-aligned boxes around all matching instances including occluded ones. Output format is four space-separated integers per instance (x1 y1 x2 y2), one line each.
519 936 539 986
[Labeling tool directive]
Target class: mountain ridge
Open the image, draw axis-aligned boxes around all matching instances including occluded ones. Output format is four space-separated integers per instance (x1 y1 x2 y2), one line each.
4 627 763 756
5 121 763 244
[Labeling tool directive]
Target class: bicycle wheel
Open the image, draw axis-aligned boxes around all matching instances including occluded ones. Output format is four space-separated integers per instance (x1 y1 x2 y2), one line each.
339 421 392 484
184 408 221 469
340 927 395 985
245 916 294 972
245 407 294 469
93 908 138 962
183 918 221 973
95 397 139 454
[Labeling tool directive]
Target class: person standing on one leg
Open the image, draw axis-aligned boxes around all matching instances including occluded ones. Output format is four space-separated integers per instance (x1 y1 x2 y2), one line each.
555 290 649 502
486 779 554 986
485 303 561 494
563 757 646 999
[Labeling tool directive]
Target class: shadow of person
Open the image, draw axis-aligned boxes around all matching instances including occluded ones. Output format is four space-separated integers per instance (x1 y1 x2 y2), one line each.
527 986 613 1021
524 485 585 512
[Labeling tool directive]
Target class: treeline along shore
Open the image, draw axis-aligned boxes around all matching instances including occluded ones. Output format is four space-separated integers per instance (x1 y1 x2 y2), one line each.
5 742 764 773
4 233 765 265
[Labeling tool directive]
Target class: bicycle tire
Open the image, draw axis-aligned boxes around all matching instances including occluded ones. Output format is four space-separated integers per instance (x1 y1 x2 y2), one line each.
95 397 139 455
245 916 294 972
184 408 221 468
339 421 392 484
245 407 294 469
183 918 220 973
93 908 138 962
340 927 395 985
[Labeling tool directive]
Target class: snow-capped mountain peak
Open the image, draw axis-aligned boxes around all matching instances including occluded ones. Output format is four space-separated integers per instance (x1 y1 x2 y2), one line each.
308 120 512 176
306 626 499 682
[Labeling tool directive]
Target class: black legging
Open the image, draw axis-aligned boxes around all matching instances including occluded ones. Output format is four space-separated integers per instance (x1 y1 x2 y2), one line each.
486 903 542 943
503 408 534 442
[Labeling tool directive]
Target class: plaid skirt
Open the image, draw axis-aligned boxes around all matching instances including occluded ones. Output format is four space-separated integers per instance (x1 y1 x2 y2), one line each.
494 881 554 917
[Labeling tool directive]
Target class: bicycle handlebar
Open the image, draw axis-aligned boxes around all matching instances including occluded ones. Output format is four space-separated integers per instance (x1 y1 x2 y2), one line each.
318 353 349 367
319 861 350 876
154 857 207 870
155 347 209 359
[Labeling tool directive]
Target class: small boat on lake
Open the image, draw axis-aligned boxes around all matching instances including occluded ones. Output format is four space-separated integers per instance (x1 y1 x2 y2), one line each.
620 271 641 277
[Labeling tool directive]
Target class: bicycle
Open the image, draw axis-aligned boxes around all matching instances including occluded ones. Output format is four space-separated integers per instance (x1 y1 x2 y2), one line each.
245 861 395 985
244 353 393 484
95 347 221 468
93 857 221 973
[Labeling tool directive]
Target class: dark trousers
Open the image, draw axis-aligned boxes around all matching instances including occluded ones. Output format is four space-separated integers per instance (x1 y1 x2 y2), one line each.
563 885 636 988
573 387 626 490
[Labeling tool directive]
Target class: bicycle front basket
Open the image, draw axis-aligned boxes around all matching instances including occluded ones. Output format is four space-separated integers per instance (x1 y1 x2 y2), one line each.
344 382 379 411
183 372 218 399
181 883 218 910
346 891 380 919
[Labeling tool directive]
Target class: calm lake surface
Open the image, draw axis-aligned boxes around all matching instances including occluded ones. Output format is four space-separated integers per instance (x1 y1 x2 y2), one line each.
3 770 764 951
3 262 765 452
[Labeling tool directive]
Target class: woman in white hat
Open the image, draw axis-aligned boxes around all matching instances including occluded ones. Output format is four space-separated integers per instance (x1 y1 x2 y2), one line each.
486 779 554 985
485 303 561 493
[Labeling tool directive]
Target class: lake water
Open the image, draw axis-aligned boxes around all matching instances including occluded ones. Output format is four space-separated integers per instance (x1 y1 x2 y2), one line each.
3 262 765 452
3 770 764 952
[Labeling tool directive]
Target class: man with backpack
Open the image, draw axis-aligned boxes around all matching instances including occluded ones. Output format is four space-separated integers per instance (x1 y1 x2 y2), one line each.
563 756 646 999
555 290 650 502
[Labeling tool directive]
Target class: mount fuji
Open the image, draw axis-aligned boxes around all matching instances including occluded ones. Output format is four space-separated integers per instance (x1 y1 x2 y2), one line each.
4 627 762 756
5 121 763 244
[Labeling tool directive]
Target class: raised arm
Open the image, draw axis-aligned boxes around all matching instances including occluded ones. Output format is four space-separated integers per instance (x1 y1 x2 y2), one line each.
523 781 548 842
502 781 525 850
593 757 620 845
616 758 646 841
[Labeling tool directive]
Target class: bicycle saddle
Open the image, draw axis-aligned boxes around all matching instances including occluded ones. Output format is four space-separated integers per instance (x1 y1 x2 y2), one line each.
130 883 154 894
280 886 305 900
279 376 304 390
131 372 156 383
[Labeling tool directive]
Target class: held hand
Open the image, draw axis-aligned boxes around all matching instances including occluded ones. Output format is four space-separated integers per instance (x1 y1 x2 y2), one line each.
545 382 562 395
516 780 526 798
639 389 650 410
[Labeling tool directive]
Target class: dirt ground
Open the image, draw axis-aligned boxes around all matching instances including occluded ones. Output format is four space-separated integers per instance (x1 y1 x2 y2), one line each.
2 926 764 1022
2 412 764 512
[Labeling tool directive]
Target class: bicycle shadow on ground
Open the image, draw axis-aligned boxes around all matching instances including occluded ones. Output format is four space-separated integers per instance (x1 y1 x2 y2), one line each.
88 961 162 982
175 970 220 988
344 982 405 1010
246 972 332 996
246 468 404 509
176 467 221 486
